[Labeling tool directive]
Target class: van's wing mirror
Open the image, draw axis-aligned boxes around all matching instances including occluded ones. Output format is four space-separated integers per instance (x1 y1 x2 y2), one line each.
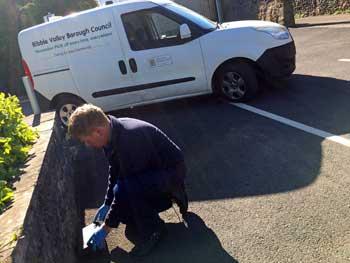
180 24 191 39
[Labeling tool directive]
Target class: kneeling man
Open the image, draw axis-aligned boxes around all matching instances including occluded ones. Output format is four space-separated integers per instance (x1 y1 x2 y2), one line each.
68 104 188 256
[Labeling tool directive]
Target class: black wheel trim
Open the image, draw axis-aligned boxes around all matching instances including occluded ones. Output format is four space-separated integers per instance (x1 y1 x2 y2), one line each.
222 71 247 100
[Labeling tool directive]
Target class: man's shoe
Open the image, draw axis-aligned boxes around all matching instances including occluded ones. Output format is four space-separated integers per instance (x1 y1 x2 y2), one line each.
129 227 166 257
125 223 139 244
172 184 188 216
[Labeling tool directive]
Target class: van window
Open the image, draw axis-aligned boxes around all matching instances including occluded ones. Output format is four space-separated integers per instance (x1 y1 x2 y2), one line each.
122 9 184 51
164 3 216 31
150 13 179 40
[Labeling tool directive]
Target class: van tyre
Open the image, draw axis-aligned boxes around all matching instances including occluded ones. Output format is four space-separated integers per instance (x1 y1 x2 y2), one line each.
217 62 258 102
56 96 84 127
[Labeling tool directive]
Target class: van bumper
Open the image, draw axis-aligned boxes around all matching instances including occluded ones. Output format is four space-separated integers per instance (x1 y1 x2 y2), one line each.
257 41 296 79
34 90 51 112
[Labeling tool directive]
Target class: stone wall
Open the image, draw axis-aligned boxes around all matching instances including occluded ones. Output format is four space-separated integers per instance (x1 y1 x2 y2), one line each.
0 111 108 263
8 117 83 263
221 0 260 22
259 0 295 26
173 0 217 20
221 0 295 26
175 0 296 26
171 0 350 26
294 0 350 16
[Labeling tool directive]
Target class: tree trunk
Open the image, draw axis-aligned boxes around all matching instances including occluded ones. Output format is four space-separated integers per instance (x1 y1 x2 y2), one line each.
283 0 296 27
6 0 23 97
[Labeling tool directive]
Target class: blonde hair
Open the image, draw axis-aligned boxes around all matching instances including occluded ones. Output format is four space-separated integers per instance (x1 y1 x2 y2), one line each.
68 104 109 139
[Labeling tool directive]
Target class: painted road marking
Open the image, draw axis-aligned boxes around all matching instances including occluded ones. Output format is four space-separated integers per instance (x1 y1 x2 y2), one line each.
338 59 350 62
231 103 350 147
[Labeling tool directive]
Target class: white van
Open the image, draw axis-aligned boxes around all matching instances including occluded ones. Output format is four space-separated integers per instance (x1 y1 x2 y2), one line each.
18 0 296 126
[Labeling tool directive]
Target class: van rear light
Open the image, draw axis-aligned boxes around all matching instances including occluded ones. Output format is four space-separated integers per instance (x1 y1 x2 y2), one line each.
22 59 34 89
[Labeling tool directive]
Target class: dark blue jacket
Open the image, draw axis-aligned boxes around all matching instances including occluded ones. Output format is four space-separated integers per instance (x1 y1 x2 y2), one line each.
103 116 184 226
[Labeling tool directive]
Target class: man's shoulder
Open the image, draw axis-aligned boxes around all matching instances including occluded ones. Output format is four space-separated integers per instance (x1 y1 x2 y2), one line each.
112 116 156 131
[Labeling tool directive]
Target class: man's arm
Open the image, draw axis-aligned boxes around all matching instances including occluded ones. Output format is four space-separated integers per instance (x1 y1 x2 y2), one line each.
104 166 119 230
104 164 118 206
103 161 121 228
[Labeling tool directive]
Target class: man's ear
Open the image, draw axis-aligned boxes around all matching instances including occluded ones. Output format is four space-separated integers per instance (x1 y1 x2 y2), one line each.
95 126 106 137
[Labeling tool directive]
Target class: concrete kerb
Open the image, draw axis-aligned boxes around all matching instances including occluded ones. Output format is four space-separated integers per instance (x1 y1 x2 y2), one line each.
295 14 350 28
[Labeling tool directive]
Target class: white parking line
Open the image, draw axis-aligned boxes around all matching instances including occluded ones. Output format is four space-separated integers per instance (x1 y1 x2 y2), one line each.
338 59 350 62
231 103 350 147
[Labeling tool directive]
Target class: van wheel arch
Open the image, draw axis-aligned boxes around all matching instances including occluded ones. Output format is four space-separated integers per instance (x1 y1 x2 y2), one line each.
51 93 85 127
211 57 263 102
51 93 85 109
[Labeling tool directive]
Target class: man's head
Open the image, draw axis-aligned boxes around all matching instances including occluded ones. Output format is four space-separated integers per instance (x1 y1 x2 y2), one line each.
68 104 110 148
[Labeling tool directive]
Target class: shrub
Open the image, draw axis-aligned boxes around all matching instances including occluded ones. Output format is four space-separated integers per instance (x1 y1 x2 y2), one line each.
0 92 38 212
0 180 14 211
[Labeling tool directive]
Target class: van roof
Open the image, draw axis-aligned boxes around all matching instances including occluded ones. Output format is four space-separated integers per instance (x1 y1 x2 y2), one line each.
19 0 173 34
117 0 173 5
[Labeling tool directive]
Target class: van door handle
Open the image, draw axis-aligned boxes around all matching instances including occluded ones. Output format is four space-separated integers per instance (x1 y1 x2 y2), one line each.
118 60 127 75
129 58 138 73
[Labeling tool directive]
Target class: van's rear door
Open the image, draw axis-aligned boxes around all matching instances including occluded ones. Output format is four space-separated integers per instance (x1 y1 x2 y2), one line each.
65 7 141 111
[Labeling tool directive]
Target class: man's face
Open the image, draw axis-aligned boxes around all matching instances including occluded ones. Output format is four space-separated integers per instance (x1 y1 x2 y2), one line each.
80 127 108 149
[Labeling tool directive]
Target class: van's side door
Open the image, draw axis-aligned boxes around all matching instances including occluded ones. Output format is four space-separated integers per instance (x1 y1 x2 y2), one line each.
112 5 208 102
65 8 141 111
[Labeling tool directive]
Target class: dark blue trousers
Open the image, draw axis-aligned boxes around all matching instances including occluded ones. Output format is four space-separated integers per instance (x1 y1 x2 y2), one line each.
112 169 178 239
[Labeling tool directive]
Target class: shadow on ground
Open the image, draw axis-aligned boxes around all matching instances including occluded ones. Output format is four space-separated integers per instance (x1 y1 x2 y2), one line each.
76 73 350 262
252 74 350 136
82 212 238 263
77 92 321 205
76 74 348 205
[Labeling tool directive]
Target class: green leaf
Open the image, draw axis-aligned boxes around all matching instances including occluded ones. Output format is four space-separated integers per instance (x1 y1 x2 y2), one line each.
0 93 38 213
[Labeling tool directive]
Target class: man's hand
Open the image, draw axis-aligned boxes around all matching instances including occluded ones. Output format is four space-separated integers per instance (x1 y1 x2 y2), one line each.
87 225 109 251
94 204 110 222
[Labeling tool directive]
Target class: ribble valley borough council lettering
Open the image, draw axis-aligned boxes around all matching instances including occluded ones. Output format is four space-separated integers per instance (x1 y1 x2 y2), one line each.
32 22 112 48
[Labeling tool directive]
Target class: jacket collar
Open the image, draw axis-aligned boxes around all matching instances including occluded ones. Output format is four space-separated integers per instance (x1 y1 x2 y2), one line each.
103 115 121 156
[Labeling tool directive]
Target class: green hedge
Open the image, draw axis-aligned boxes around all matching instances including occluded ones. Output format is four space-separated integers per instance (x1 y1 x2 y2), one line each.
0 92 38 213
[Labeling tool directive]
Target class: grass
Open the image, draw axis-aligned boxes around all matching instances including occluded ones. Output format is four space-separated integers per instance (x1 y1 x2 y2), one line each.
294 13 306 19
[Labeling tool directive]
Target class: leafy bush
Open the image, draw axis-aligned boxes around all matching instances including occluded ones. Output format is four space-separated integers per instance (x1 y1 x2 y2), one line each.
0 92 38 212
0 181 14 211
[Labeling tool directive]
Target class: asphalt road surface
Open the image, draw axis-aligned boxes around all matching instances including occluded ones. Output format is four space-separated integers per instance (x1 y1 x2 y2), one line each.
79 16 350 263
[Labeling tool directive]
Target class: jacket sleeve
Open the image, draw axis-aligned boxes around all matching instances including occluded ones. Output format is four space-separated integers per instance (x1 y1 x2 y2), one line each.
104 190 120 228
103 164 118 206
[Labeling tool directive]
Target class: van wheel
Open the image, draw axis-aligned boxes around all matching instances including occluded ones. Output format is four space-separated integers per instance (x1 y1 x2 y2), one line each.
55 96 84 127
217 61 258 102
